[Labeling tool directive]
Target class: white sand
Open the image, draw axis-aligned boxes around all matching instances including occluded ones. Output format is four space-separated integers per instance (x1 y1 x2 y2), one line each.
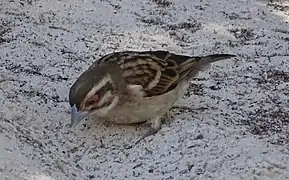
1 0 289 179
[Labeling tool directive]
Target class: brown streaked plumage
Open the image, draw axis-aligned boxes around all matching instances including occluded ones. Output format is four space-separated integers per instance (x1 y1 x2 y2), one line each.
69 50 236 147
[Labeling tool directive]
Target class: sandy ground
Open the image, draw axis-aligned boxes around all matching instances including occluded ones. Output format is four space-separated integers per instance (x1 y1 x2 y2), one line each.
1 0 289 179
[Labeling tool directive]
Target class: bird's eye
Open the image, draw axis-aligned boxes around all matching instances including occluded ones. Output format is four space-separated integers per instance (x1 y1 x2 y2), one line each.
86 94 99 106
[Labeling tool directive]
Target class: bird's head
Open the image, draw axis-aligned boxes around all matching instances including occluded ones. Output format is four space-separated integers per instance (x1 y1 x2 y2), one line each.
68 64 122 128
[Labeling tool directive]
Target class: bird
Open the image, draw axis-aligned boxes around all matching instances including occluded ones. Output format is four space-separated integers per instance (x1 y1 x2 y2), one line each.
68 50 236 147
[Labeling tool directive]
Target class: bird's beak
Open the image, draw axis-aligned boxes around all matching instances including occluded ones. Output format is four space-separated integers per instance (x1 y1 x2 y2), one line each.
70 104 88 128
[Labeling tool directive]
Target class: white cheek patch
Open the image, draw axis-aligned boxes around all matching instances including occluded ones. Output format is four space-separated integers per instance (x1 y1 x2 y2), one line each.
97 90 112 107
95 96 119 117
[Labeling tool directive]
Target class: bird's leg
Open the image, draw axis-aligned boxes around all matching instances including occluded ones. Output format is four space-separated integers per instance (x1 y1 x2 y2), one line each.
163 111 173 122
124 116 162 149
135 116 162 145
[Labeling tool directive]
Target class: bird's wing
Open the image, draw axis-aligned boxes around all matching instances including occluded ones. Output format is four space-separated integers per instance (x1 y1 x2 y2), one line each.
96 51 179 97
98 51 235 97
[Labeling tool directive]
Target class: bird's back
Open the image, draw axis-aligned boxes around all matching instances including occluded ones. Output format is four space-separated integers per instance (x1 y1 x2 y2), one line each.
89 50 235 97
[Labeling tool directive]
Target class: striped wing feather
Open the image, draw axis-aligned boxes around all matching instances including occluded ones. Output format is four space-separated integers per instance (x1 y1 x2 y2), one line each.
96 50 235 97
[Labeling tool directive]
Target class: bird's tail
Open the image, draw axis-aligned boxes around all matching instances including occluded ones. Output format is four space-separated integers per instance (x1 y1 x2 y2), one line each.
196 54 236 64
178 54 236 80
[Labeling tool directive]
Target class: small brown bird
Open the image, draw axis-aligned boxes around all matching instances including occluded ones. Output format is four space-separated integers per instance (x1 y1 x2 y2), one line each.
69 50 235 146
